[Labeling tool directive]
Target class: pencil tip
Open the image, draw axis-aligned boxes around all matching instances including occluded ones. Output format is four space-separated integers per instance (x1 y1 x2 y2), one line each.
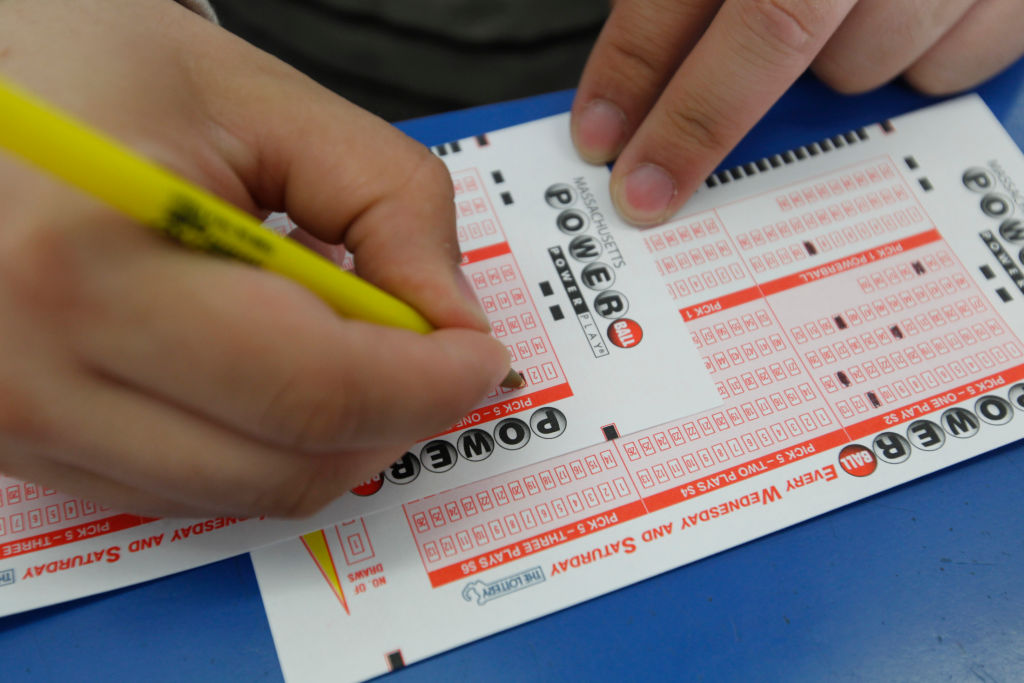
500 368 526 389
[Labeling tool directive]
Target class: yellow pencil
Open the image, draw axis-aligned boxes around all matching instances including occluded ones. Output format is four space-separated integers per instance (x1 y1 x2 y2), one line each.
0 75 523 388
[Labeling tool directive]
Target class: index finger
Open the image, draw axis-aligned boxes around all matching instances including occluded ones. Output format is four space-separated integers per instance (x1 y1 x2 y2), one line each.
610 0 857 225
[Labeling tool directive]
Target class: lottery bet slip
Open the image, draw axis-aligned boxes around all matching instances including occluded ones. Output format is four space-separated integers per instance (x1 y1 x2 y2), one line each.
0 99 720 615
252 95 1024 682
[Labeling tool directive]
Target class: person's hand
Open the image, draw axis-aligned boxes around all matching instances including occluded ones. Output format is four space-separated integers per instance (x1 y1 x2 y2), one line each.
571 0 1024 225
0 0 507 517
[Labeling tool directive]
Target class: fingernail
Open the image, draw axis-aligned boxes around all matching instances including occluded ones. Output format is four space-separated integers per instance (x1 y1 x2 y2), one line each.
575 99 627 163
455 268 491 330
615 163 677 225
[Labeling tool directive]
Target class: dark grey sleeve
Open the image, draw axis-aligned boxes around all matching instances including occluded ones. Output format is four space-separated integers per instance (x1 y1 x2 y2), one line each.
212 0 606 121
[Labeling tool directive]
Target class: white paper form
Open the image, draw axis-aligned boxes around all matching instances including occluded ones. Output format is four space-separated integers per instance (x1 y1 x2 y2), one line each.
266 115 720 511
253 96 1024 683
0 114 717 617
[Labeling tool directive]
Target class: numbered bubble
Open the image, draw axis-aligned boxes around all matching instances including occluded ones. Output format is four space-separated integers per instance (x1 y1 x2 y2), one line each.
975 395 1013 425
529 408 567 439
999 218 1024 244
385 452 421 484
494 418 531 450
906 419 945 450
557 209 589 235
568 234 602 262
581 261 615 290
594 290 629 319
458 429 495 462
962 167 995 192
420 440 458 473
545 183 576 208
871 432 911 464
981 193 1013 219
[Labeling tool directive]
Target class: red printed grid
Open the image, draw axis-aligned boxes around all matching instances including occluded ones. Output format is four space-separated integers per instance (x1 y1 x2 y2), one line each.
451 169 506 254
0 509 156 560
404 412 849 586
770 240 1022 424
621 295 839 500
647 158 929 303
450 166 571 416
0 481 115 546
736 158 928 277
645 214 752 303
629 154 1024 509
404 445 642 586
463 248 567 398
638 229 1023 504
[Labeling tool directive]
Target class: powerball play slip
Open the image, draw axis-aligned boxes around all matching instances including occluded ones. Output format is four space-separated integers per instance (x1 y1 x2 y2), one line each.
0 108 720 617
253 95 1024 682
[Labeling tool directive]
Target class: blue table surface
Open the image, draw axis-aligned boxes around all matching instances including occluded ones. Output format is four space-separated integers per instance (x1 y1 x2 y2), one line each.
3 60 1024 682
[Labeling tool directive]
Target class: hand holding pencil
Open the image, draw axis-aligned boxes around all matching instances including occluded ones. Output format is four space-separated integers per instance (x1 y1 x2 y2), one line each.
0 0 509 517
